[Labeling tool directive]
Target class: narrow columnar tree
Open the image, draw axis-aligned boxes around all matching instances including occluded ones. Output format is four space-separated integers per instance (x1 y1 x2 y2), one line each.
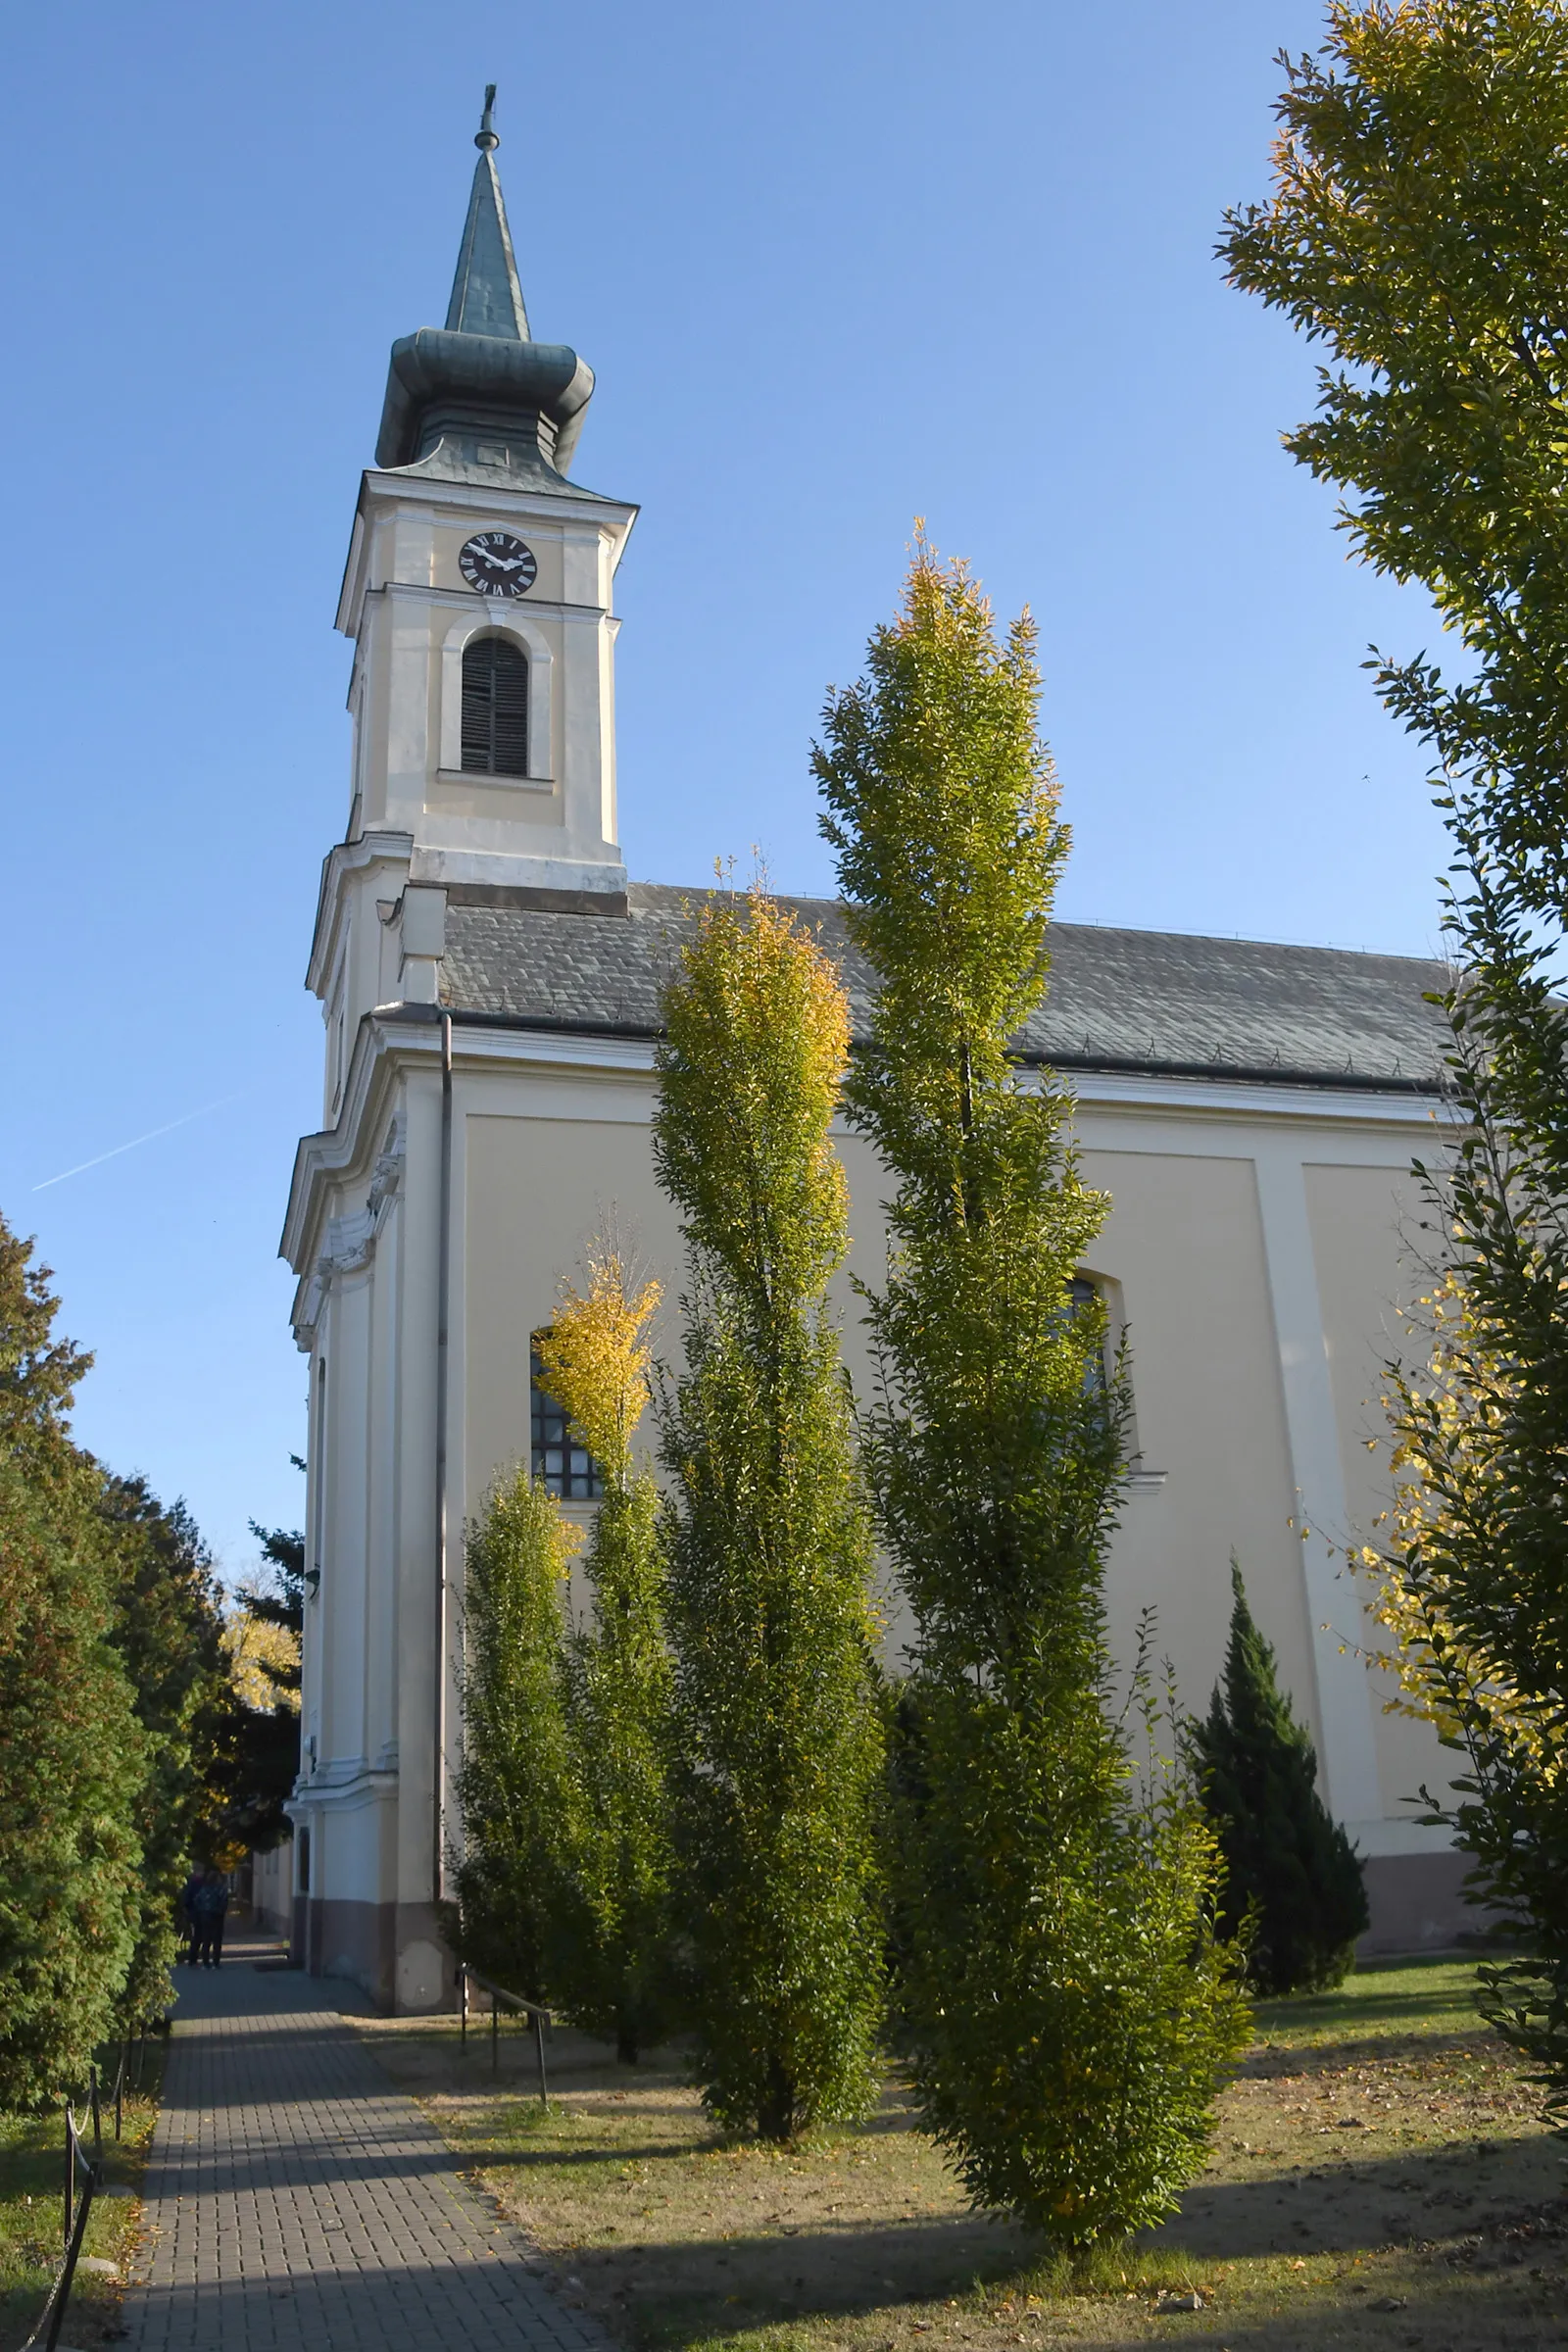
452 1469 579 2001
815 541 1248 2240
535 1250 674 2061
0 1217 143 2110
654 889 885 2142
1190 1559 1368 1996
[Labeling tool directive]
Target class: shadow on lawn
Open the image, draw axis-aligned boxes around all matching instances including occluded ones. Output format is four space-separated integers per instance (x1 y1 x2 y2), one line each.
554 2207 1034 2341
522 2138 1566 2349
1157 2134 1557 2258
468 2132 701 2172
1237 2030 1494 2080
545 2190 1568 2352
458 2077 927 2175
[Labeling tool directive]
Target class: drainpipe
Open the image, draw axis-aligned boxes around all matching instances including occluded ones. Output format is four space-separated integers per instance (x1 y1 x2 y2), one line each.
433 1009 454 1910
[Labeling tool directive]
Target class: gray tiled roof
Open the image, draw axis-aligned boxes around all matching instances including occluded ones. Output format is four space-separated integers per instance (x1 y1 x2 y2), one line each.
441 882 1451 1092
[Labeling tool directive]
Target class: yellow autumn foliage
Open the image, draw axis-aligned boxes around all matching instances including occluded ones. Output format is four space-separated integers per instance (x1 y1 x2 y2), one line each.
534 1249 662 1482
654 887 852 1313
222 1592 301 1714
1352 1269 1563 1782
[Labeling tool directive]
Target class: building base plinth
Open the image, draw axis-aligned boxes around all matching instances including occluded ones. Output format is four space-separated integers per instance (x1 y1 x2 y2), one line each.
290 1895 457 2012
1359 1848 1496 1957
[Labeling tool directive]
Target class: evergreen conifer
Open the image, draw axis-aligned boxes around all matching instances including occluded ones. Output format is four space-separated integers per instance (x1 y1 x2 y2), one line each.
814 541 1248 2239
0 1217 143 2108
98 1475 226 2017
1190 1560 1368 1996
655 889 885 2142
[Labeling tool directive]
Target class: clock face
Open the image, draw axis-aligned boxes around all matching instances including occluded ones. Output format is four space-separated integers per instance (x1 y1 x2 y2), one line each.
459 530 538 598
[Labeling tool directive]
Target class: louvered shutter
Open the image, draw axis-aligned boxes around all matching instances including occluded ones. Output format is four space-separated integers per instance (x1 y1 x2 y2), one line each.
460 636 529 776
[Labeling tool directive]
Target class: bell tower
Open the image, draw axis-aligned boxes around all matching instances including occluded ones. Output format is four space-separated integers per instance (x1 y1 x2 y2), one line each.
286 100 643 2003
312 89 638 1100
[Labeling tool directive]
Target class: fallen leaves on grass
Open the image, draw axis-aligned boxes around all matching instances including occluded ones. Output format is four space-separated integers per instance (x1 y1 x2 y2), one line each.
359 1959 1568 2352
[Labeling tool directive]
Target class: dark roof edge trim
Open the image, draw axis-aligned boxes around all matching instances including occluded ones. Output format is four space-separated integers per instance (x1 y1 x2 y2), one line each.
435 1004 1450 1094
1024 1050 1450 1095
446 882 629 916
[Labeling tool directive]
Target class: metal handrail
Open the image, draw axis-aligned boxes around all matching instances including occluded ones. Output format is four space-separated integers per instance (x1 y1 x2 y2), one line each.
24 2091 98 2352
457 1966 551 2107
23 2036 137 2352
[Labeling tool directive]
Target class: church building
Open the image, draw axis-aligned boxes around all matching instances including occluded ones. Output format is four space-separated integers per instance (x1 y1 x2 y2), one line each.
282 100 1463 2011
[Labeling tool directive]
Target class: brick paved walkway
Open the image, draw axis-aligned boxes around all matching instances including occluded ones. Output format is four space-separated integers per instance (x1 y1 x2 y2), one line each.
120 1942 605 2352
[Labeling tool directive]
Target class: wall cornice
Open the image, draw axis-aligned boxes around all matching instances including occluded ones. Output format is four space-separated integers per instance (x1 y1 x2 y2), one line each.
418 1014 1452 1132
281 1006 1453 1347
292 1115 406 1352
305 829 416 1002
282 1005 440 1288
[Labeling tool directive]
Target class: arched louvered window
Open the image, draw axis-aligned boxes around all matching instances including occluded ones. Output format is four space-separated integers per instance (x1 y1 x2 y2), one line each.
461 633 529 776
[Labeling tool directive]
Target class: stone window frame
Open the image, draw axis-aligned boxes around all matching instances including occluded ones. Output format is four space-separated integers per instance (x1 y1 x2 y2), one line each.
438 607 552 783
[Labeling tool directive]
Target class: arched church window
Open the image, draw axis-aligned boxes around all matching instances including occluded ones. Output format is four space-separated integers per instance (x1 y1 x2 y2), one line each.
530 1341 603 1500
461 633 529 776
1069 1275 1109 1397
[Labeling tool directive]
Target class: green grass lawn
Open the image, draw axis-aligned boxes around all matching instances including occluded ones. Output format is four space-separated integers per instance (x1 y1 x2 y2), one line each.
0 2050 164 2352
1251 1955 1489 2047
362 1955 1568 2352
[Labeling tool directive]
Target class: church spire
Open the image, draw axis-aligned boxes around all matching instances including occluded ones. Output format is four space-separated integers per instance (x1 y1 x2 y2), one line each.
444 87 530 341
374 89 599 480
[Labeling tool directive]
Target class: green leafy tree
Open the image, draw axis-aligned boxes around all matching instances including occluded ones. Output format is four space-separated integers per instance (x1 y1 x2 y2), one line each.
654 888 885 2142
535 1249 674 2062
451 1469 579 2001
815 541 1248 2239
1190 1560 1368 1995
1221 0 1568 2107
97 1476 226 2017
241 1517 307 1705
209 1515 305 1857
0 1218 143 2109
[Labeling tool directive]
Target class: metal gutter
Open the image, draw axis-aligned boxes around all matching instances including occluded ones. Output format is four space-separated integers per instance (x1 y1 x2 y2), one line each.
433 1009 454 1910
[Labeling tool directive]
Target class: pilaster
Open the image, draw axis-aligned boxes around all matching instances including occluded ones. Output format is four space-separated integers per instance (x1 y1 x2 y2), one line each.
1251 1138 1383 1827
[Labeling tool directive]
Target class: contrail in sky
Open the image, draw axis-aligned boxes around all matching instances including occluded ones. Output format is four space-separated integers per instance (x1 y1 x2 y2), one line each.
32 1091 250 1193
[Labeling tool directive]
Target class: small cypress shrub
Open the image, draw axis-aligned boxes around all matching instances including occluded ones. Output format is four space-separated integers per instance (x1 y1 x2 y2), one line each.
1189 1559 1369 1995
452 1471 579 2002
534 1250 675 2062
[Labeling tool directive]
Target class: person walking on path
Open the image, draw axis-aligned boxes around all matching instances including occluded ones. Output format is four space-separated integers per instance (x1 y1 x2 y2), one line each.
190 1869 229 1968
176 1864 205 1966
118 1938 607 2352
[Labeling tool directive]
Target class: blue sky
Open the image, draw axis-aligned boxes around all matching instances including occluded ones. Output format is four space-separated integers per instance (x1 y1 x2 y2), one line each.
0 1 1449 1575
